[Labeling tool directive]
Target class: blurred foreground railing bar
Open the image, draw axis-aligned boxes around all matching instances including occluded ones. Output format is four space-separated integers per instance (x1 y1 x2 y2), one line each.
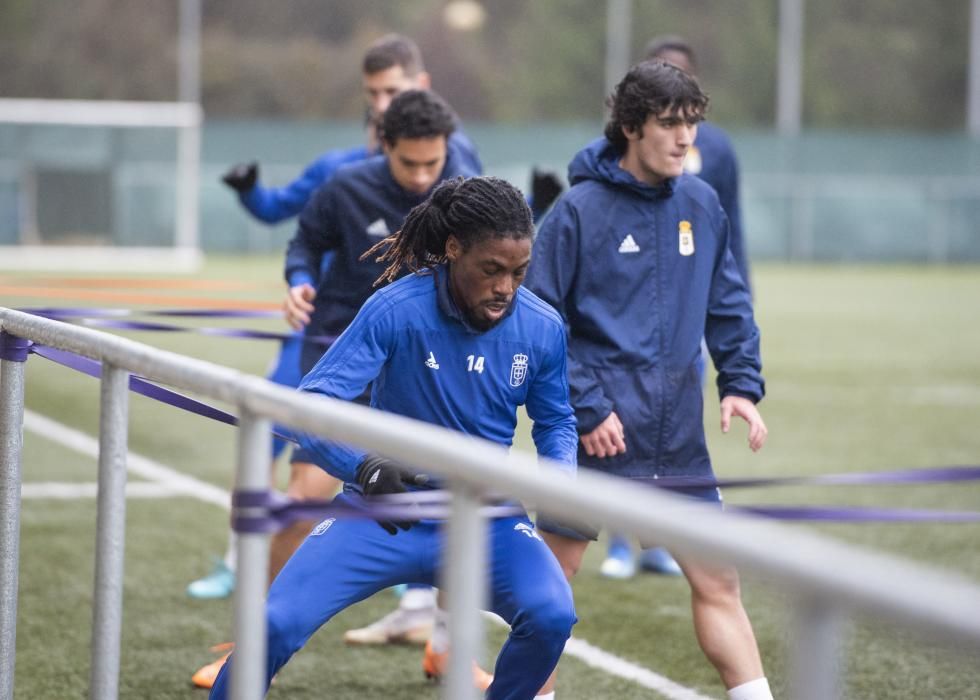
3 306 980 700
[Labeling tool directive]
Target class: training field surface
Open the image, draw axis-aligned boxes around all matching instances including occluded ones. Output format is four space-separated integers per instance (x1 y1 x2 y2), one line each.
4 258 980 699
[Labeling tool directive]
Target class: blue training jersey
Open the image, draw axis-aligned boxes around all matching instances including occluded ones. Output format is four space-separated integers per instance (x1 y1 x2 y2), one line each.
297 265 578 486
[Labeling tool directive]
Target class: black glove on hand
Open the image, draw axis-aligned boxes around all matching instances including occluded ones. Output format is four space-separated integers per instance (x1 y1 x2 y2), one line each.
221 162 259 193
355 456 428 535
531 167 564 214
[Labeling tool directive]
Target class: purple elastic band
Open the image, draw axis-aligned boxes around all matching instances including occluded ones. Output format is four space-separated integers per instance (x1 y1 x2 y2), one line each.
231 489 525 534
30 344 296 443
639 465 980 491
732 505 980 522
0 332 33 362
18 306 280 319
79 316 337 346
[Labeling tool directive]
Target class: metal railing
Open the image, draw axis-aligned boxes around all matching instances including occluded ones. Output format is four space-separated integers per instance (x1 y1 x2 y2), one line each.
3 306 980 700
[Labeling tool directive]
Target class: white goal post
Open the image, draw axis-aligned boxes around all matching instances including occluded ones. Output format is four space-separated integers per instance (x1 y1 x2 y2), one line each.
0 98 203 272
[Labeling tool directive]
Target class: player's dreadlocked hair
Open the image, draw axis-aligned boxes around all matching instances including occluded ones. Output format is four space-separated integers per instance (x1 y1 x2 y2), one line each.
364 176 533 286
604 59 709 152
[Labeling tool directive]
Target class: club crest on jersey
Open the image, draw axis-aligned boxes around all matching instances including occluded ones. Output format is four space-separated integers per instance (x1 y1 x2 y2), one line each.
509 353 528 387
311 518 336 536
678 220 695 256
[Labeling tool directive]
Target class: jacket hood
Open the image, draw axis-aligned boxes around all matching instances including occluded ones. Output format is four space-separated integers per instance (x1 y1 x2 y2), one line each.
567 137 674 200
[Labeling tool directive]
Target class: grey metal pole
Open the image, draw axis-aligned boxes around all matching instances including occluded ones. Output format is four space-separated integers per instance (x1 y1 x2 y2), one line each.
178 0 201 105
777 0 805 135
230 411 271 700
604 0 633 108
0 333 30 700
968 0 980 136
441 486 488 700
89 364 130 700
790 596 844 700
176 0 201 257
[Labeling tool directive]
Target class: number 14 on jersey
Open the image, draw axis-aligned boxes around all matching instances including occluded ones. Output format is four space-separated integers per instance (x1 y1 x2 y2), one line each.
466 355 485 373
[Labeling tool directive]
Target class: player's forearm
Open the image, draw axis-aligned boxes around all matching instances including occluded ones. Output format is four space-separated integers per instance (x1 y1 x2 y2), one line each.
241 185 306 224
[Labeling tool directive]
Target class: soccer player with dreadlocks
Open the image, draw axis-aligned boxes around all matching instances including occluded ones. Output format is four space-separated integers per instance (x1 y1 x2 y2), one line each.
209 176 579 700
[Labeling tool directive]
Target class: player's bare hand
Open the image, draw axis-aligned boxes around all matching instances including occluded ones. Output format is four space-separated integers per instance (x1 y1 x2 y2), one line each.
580 411 626 458
720 395 768 452
284 283 316 330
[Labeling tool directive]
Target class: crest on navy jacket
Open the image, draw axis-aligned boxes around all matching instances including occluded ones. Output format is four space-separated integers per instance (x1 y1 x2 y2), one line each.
509 353 528 387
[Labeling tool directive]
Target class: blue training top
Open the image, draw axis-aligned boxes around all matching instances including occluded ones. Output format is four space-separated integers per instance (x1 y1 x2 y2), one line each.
297 265 578 487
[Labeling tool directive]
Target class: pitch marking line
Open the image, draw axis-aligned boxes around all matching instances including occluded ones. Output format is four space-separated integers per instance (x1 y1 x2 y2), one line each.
22 408 715 700
23 409 231 510
22 481 184 499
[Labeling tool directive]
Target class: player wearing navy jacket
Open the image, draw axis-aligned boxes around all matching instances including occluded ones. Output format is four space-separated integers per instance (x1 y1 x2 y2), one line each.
209 176 578 700
602 35 755 582
187 36 461 619
525 61 773 700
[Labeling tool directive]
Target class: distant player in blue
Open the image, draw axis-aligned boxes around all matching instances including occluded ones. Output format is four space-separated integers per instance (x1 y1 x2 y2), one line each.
209 176 579 700
645 35 751 292
525 61 773 700
601 35 757 580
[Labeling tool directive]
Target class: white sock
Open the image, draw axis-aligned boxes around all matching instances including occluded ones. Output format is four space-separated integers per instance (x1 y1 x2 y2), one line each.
400 586 436 611
728 677 773 700
534 693 555 700
223 531 237 572
430 607 451 653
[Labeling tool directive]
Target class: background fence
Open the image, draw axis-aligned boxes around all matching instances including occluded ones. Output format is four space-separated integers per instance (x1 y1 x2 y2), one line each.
3 121 978 261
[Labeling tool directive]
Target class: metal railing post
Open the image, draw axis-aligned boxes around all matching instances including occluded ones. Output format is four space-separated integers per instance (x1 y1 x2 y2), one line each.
790 596 845 700
0 332 30 700
442 485 488 700
230 410 271 700
89 363 130 700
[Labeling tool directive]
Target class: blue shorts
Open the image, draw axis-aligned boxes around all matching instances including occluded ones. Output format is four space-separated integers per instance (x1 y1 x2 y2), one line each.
209 494 576 699
536 482 722 542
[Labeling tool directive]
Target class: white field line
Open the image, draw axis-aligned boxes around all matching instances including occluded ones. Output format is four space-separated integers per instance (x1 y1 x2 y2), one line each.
23 408 715 700
23 409 231 510
22 481 184 499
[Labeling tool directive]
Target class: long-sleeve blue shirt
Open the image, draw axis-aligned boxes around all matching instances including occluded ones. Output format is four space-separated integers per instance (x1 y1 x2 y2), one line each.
526 138 763 478
297 266 578 487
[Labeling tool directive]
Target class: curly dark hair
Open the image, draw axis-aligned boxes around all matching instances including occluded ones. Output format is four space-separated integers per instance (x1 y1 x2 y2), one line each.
378 89 457 148
363 176 533 286
603 59 709 152
362 33 425 76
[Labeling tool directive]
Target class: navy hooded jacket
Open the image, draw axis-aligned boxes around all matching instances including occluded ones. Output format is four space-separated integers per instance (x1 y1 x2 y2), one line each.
525 138 763 478
285 149 477 374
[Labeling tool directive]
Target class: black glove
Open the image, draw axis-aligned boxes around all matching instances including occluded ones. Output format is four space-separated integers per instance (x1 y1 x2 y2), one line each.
355 456 429 535
530 167 564 215
221 162 259 193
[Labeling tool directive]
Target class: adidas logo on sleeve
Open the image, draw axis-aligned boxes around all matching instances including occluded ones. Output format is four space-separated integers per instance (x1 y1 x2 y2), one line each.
618 234 640 254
